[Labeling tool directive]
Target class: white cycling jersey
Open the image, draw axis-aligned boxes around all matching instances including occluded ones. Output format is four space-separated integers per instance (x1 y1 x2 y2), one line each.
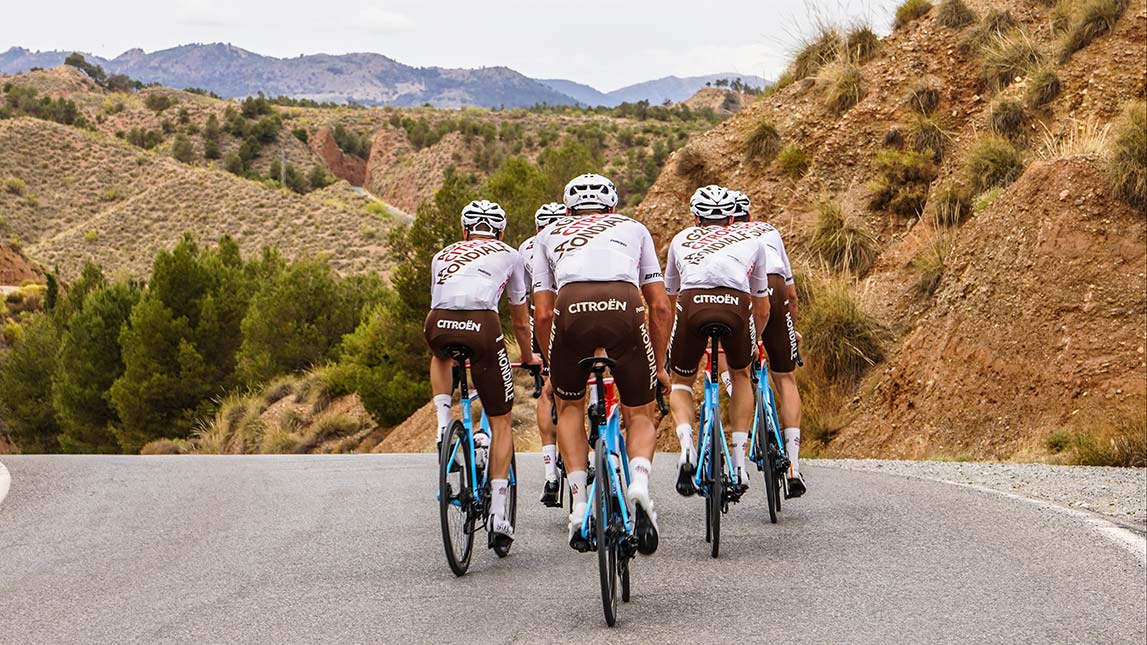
518 235 537 287
532 213 664 292
734 221 794 285
430 238 529 311
664 225 772 296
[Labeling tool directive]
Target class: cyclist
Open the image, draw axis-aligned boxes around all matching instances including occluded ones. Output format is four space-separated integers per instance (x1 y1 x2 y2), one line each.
532 173 672 555
519 202 569 507
425 200 542 548
665 185 773 496
729 190 806 497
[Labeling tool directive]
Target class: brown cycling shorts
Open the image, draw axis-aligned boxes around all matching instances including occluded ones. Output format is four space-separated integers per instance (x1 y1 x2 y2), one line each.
762 274 799 373
669 287 755 377
424 309 514 416
548 281 657 407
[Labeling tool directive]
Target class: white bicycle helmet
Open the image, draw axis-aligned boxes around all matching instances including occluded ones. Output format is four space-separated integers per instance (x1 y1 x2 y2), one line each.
534 202 566 230
563 174 618 214
729 190 751 219
460 200 507 237
690 185 737 220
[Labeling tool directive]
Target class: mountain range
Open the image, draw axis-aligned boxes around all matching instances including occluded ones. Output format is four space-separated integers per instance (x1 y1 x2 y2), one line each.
0 45 768 109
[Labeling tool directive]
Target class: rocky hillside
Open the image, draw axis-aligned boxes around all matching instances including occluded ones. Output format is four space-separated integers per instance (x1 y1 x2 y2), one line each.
627 0 1146 462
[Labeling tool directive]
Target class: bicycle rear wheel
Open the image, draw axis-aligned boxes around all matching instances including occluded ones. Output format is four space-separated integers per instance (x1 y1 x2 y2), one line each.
709 420 723 559
595 441 619 626
493 452 518 558
439 420 475 576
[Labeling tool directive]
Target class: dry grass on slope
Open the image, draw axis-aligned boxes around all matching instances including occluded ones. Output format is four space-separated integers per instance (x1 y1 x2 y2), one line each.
0 118 392 279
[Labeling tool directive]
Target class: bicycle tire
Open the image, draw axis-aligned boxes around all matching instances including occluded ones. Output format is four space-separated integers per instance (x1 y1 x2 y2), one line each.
439 420 475 576
709 418 723 559
761 404 778 524
493 452 517 558
595 440 619 627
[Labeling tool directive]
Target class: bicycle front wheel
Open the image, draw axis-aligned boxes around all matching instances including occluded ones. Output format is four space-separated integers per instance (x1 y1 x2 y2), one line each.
761 404 778 524
595 440 619 626
439 420 475 576
493 451 518 558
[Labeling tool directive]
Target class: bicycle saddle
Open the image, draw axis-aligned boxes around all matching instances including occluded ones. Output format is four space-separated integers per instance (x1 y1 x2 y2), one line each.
702 323 733 338
443 344 474 362
578 356 616 373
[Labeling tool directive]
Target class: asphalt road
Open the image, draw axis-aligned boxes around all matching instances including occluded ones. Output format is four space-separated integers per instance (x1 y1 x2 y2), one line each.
1 455 1143 644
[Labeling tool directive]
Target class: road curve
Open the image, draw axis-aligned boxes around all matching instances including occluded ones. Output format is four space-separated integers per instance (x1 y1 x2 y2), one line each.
0 455 1143 644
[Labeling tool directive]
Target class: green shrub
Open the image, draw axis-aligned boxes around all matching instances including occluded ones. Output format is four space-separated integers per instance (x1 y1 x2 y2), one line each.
776 145 811 179
936 0 976 27
744 118 781 163
974 186 1005 211
143 93 176 113
844 25 880 63
791 25 843 80
800 274 884 385
988 98 1027 139
960 9 1015 54
911 237 950 297
931 181 973 226
906 85 941 116
809 202 880 275
868 149 939 217
1057 405 1146 467
3 176 26 195
1108 100 1147 211
1025 68 1062 109
964 135 1025 193
675 146 718 188
1051 0 1075 33
308 164 334 191
171 134 195 163
908 115 947 161
894 0 933 29
821 63 865 114
1059 0 1127 63
979 30 1042 92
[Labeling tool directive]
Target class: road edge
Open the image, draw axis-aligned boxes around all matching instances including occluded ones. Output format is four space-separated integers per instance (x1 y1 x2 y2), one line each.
815 461 1147 566
0 460 10 509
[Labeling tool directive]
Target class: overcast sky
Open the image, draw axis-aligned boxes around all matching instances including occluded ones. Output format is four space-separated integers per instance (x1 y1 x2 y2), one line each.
2 0 898 90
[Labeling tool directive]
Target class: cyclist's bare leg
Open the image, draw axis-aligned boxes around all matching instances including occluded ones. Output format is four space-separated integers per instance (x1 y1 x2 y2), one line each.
555 395 588 498
620 402 657 464
717 352 733 396
669 371 697 457
772 371 803 481
430 355 455 445
487 412 513 480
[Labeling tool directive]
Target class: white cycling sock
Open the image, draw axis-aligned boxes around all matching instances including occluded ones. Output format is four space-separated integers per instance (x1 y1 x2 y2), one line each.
629 457 652 497
474 431 490 468
784 427 801 477
675 423 693 459
433 394 452 442
720 371 733 397
542 444 558 480
490 478 508 520
568 470 588 507
731 432 748 473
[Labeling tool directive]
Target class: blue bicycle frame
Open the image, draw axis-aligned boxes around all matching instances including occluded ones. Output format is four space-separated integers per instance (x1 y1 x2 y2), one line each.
748 359 786 468
580 395 632 544
440 375 515 506
693 369 739 490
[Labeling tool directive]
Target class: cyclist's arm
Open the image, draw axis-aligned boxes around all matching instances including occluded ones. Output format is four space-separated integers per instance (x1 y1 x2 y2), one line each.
641 283 672 373
751 295 770 339
509 302 535 361
534 289 555 365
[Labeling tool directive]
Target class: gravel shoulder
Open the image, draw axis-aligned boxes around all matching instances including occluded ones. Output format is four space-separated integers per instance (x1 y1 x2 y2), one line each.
814 459 1147 533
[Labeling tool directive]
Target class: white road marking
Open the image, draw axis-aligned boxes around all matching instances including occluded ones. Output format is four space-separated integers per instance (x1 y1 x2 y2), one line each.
817 463 1147 566
0 461 10 508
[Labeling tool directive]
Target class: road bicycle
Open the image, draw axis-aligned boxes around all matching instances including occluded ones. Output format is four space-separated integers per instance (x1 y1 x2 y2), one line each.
689 324 748 558
747 344 799 524
437 346 530 576
572 356 667 626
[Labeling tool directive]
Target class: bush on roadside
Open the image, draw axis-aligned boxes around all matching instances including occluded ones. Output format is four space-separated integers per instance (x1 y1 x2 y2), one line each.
979 29 1042 92
744 118 782 163
1025 68 1063 109
800 273 885 385
868 149 939 217
906 85 941 116
776 145 811 179
809 201 880 275
964 135 1025 193
1059 0 1127 63
1107 100 1146 211
844 24 880 62
988 98 1027 140
931 181 973 227
936 0 976 28
821 63 865 114
894 0 933 29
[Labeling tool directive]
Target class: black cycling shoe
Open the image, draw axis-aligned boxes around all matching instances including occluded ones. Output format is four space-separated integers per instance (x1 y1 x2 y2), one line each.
675 459 696 497
569 526 593 553
787 474 807 498
634 505 659 556
540 478 561 507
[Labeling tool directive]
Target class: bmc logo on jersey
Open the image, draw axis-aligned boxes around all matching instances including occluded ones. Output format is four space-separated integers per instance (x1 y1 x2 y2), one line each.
693 294 740 306
568 299 628 314
437 319 482 332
